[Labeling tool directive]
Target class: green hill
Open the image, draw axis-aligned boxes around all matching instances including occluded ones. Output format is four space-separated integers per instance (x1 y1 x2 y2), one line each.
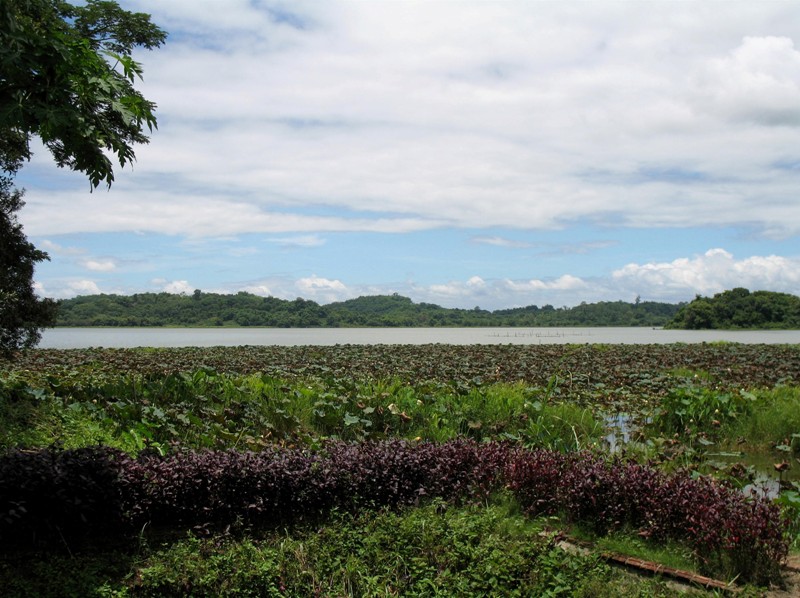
54 292 682 328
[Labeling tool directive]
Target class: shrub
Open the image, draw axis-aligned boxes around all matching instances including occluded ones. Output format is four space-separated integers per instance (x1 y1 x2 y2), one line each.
505 450 789 583
0 442 788 583
0 446 128 545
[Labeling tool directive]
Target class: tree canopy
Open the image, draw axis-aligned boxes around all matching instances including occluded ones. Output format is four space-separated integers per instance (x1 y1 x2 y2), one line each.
666 288 800 330
0 0 167 186
0 0 165 357
55 292 683 328
0 178 58 357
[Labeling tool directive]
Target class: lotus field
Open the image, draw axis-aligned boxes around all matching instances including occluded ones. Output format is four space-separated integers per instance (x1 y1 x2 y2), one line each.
2 343 800 596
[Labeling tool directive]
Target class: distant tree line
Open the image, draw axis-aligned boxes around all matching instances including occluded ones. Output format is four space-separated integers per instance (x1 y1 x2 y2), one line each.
54 291 683 328
666 288 800 330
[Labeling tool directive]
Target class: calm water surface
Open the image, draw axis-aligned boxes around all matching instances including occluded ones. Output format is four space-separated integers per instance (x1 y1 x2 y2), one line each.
39 327 800 349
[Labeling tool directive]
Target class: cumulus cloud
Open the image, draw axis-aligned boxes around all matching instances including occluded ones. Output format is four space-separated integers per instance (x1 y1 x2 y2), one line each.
294 275 352 303
36 247 799 310
240 284 273 297
504 275 588 293
691 36 800 126
420 274 591 309
612 249 800 299
162 280 194 294
41 280 104 299
71 280 103 295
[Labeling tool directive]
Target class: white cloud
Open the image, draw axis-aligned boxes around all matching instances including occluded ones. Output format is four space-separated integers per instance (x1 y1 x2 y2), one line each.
70 280 102 295
471 236 533 249
20 188 444 236
294 275 351 303
420 274 590 309
338 248 800 308
269 234 326 248
612 249 800 299
17 3 800 312
82 259 116 272
19 3 800 237
41 280 104 299
36 248 800 310
38 240 85 256
162 280 194 294
504 275 588 293
240 284 273 297
691 36 800 126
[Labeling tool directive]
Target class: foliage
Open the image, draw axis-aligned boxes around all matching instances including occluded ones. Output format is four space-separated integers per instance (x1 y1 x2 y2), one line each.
0 441 509 545
506 449 788 583
9 343 800 398
0 504 690 598
0 368 605 452
723 386 800 449
667 287 800 330
0 445 129 543
0 0 165 355
652 383 756 438
0 442 788 584
3 343 799 587
54 291 683 327
0 0 167 187
0 178 57 358
775 485 800 551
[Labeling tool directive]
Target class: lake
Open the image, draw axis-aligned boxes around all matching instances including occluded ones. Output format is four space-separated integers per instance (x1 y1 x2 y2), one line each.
38 327 800 349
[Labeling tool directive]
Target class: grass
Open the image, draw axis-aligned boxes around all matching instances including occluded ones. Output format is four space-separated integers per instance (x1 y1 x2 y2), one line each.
723 386 800 450
572 527 700 575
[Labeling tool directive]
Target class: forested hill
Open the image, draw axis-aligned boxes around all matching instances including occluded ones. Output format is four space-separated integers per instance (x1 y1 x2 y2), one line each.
55 292 681 327
665 288 800 330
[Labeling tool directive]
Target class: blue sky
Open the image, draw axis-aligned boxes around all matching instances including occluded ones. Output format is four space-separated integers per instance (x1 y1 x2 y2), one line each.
17 0 800 310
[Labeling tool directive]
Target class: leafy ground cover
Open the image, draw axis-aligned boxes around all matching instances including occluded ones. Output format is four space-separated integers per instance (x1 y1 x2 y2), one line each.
2 343 800 595
2 502 702 598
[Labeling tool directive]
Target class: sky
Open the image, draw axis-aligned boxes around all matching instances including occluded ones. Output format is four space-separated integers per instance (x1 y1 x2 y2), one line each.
17 0 800 310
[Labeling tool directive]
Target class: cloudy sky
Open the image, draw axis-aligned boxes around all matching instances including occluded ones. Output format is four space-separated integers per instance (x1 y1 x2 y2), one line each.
18 0 800 310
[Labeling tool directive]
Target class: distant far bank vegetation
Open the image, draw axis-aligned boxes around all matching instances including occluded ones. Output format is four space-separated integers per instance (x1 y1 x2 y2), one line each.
53 288 800 329
666 288 800 330
55 292 682 328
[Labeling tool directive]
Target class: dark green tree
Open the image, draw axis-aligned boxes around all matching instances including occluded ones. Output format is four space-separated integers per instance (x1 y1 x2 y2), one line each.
0 178 58 357
667 288 800 329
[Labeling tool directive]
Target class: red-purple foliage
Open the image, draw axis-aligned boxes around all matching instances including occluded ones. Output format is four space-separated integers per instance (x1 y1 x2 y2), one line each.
505 450 789 582
0 442 788 582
